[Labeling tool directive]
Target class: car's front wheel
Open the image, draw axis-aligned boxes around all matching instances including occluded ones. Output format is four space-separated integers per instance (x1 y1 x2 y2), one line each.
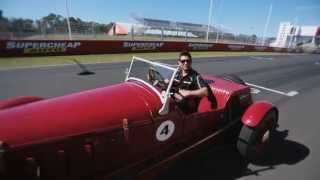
237 109 278 161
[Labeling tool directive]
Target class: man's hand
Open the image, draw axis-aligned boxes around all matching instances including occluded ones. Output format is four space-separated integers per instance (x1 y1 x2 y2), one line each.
179 89 191 97
173 92 184 102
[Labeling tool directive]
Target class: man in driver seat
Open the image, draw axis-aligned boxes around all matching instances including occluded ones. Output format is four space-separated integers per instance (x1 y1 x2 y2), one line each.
173 51 209 112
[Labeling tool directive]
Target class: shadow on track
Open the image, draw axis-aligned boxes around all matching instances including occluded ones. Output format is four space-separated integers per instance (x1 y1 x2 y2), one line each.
158 130 310 180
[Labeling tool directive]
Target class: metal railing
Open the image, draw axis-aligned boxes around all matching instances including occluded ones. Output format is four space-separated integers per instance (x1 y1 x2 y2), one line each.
0 20 265 45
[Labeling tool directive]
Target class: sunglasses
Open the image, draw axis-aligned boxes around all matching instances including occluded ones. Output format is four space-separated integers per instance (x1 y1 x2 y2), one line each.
179 60 191 64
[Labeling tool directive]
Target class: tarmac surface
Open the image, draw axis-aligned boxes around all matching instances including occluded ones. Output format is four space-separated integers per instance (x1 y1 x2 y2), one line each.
0 54 319 179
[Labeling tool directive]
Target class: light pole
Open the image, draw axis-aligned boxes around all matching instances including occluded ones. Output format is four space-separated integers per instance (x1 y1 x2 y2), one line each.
206 0 213 42
215 0 224 43
215 24 220 43
262 4 272 45
66 0 72 40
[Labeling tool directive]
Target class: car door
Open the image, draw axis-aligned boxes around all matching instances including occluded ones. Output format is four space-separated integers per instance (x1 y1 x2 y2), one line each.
152 101 184 147
180 96 222 141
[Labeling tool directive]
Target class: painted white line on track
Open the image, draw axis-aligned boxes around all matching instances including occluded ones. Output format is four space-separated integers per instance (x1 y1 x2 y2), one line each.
0 60 128 71
0 63 75 71
315 61 320 65
250 88 261 94
250 56 274 61
246 82 299 97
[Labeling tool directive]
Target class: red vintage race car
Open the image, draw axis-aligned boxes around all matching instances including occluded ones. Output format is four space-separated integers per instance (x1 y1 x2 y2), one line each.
0 57 278 180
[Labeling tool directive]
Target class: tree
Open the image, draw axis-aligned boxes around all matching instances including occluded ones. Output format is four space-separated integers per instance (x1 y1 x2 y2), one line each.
0 11 10 32
1 12 109 38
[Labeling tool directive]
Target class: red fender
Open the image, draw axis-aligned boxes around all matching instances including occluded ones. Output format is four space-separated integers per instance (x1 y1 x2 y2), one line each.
0 96 43 110
241 101 278 127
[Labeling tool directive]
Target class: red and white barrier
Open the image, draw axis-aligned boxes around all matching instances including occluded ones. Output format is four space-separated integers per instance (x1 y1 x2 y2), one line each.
0 40 290 57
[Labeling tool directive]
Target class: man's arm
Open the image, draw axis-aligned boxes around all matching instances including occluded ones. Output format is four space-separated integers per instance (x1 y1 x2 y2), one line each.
179 87 208 98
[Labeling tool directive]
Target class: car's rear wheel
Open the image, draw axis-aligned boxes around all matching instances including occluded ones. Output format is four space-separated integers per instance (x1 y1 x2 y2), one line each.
237 109 278 161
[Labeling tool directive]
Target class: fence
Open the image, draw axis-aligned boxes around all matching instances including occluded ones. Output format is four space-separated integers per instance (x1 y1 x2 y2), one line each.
0 14 270 46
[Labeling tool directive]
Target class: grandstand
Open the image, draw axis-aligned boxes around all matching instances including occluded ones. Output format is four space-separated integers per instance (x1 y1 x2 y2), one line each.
133 16 221 38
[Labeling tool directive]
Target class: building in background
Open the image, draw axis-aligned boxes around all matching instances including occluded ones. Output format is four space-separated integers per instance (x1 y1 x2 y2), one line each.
106 22 129 36
271 22 320 48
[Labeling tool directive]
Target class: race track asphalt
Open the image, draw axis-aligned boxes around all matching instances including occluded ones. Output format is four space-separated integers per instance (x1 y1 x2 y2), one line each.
0 54 319 180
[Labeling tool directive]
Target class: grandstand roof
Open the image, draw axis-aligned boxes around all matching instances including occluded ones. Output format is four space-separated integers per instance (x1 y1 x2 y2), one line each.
133 16 219 32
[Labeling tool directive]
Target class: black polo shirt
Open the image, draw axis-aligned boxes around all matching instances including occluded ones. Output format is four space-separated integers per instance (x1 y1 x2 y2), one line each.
174 68 207 90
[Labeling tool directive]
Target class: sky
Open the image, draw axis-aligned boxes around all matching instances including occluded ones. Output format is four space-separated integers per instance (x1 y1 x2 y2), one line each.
1 0 320 37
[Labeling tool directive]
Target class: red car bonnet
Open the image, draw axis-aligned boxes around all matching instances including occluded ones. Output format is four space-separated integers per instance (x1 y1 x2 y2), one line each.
0 81 161 148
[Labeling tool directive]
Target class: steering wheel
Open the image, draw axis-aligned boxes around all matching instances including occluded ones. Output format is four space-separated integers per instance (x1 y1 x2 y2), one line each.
148 68 167 89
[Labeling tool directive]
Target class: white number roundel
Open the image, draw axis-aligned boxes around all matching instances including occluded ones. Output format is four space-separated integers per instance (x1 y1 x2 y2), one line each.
156 120 175 142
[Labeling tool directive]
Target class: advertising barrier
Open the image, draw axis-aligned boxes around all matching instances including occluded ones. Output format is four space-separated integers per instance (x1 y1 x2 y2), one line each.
0 40 289 57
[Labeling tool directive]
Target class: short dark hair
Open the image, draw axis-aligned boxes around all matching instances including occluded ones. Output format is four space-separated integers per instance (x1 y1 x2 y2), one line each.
179 51 192 61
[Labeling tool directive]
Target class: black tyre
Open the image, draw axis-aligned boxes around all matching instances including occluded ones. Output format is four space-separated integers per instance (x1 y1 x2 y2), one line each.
220 74 246 85
237 109 278 161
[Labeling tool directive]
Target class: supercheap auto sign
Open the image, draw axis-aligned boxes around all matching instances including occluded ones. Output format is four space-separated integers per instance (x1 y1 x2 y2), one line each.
123 41 164 51
5 41 81 54
0 40 289 57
